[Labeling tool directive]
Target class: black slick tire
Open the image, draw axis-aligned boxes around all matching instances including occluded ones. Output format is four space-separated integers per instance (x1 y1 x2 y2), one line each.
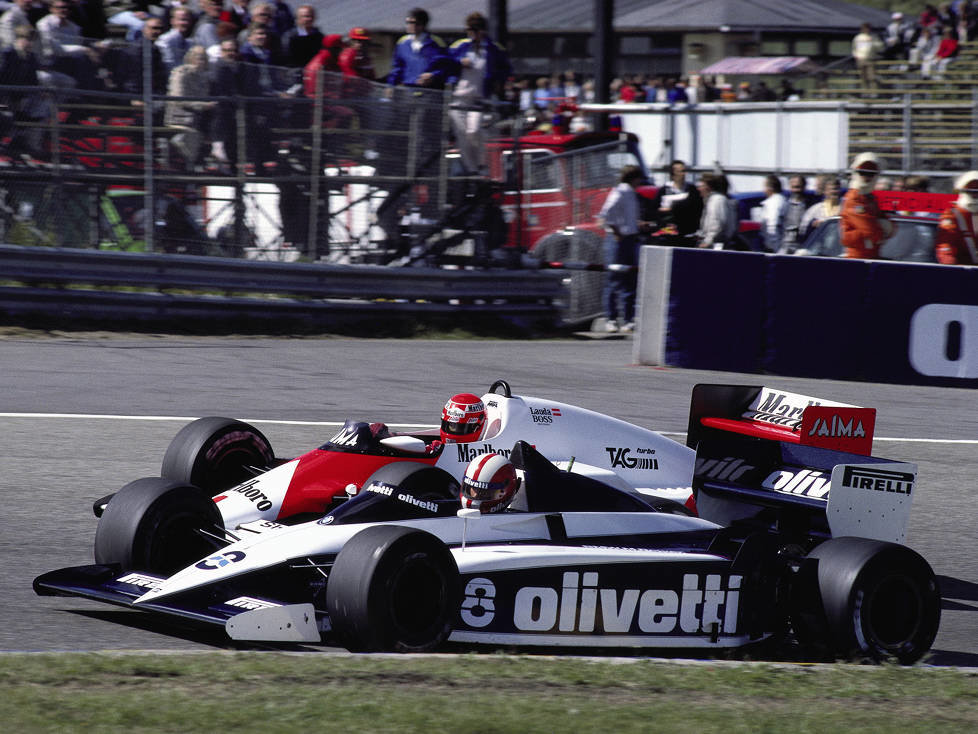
325 525 460 652
94 477 224 575
161 417 274 494
806 536 941 664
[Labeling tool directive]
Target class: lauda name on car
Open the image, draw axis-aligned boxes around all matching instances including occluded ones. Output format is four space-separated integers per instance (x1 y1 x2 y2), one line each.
528 406 561 424
458 568 742 636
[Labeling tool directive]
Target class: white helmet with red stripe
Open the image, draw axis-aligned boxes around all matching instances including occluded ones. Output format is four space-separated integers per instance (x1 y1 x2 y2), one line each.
440 393 487 443
955 170 978 213
460 453 521 514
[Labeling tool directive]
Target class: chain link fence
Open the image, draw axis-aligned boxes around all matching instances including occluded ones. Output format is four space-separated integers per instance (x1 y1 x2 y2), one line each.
1 35 636 328
1 36 454 262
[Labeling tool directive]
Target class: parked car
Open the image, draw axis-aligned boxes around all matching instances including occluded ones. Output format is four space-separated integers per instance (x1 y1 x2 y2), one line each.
796 189 952 262
797 214 938 262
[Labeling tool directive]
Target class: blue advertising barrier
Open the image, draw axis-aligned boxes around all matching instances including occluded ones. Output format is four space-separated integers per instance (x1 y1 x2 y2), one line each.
634 245 978 387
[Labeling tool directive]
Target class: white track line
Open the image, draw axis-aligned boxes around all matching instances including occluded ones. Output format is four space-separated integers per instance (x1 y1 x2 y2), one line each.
0 413 433 429
0 413 973 443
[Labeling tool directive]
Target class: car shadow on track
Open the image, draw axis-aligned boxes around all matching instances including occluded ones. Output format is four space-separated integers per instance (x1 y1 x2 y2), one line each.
64 609 325 652
939 574 978 607
930 575 978 667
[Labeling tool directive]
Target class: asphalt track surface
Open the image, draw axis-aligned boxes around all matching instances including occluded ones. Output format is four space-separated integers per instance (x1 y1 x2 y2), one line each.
2 334 976 665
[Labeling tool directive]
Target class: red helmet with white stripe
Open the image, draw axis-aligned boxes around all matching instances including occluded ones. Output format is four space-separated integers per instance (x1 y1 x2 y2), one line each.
460 453 520 514
440 393 487 443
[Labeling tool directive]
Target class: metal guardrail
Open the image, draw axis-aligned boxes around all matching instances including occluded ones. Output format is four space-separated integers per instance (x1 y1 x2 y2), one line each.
0 245 565 332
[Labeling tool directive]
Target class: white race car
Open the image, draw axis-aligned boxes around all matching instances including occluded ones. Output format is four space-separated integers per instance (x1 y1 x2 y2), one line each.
36 384 941 664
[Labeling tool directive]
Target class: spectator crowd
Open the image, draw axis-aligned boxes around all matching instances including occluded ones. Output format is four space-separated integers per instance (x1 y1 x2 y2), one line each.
0 2 523 172
855 1 978 86
4 2 977 270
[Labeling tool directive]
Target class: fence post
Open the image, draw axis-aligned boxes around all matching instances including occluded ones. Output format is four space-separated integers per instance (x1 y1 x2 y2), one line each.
437 88 449 220
142 35 155 253
972 87 978 169
514 114 524 251
902 93 913 173
235 95 248 250
307 68 324 260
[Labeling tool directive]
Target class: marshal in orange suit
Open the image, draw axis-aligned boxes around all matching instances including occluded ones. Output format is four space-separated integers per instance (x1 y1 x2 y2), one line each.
840 152 896 259
936 170 978 265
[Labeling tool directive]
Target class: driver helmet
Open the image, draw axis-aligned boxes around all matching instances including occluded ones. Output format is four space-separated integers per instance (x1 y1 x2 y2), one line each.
849 152 881 193
460 453 521 514
440 393 487 443
955 170 978 213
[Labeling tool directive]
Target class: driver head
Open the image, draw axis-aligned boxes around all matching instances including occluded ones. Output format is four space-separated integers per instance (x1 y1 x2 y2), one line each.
460 453 520 513
440 393 487 443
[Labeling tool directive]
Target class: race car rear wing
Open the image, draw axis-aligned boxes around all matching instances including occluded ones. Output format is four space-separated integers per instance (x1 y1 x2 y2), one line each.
686 384 876 456
688 385 911 544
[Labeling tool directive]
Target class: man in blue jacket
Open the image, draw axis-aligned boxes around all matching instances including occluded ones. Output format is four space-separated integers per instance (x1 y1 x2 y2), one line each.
379 8 456 244
387 8 455 89
447 11 512 173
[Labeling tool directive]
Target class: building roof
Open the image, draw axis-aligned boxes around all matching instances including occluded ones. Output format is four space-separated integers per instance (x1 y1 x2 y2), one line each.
310 0 892 35
610 0 892 33
699 56 819 75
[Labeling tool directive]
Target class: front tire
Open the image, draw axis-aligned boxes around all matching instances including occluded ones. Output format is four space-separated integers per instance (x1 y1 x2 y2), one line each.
803 537 941 664
325 526 460 652
161 417 274 494
94 477 225 574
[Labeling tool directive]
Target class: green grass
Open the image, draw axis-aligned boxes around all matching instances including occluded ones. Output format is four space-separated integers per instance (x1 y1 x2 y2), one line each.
1 652 976 733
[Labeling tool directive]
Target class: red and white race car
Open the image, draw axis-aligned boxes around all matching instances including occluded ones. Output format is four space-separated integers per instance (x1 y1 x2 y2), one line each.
91 380 880 576
92 380 698 574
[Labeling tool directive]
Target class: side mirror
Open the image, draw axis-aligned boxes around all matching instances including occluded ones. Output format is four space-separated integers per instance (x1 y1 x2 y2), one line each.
379 436 429 454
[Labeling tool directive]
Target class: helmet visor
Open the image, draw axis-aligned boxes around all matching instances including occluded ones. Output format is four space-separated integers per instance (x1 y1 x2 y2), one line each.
462 476 508 500
441 418 481 436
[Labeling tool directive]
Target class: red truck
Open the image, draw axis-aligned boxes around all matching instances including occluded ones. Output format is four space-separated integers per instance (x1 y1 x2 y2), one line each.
484 129 655 251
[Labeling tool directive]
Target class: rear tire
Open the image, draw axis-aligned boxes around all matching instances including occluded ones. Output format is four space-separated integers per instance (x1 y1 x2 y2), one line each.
94 477 224 574
325 525 460 652
161 417 274 494
804 537 941 664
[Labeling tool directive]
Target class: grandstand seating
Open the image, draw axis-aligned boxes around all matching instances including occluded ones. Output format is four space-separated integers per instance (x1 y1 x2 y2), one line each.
807 43 978 170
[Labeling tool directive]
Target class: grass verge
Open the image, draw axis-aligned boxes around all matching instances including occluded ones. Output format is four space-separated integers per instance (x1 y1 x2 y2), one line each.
1 652 976 733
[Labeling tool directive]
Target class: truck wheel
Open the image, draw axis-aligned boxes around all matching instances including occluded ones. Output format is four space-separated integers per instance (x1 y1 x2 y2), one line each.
94 477 225 575
325 525 460 652
161 417 274 494
534 229 606 326
805 537 941 664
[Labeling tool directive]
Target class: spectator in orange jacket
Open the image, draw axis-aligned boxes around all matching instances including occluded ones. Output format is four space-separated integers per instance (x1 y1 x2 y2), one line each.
840 152 895 258
936 170 978 265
